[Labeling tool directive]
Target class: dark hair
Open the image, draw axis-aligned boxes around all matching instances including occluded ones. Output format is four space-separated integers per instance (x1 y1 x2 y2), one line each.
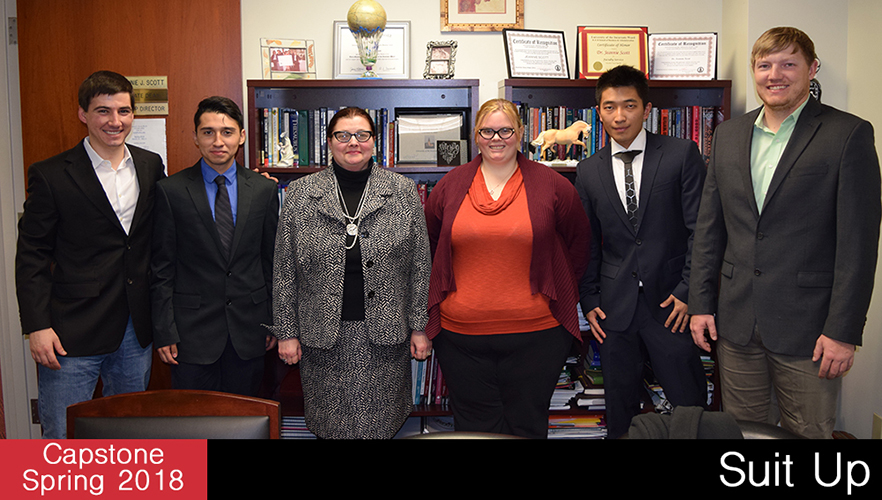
595 65 649 107
194 96 244 131
326 106 376 139
77 71 134 111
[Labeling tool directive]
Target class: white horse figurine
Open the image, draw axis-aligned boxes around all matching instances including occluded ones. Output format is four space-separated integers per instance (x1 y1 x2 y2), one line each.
530 120 591 160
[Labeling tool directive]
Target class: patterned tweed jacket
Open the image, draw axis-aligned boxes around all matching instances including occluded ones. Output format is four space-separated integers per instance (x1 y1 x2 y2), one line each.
267 165 431 348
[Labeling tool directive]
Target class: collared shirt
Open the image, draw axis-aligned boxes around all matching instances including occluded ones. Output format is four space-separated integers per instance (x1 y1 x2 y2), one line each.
609 127 648 211
200 159 238 225
84 137 139 235
750 97 810 212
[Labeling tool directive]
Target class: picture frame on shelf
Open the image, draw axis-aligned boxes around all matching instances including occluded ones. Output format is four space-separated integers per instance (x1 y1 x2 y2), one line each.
503 28 569 79
395 108 469 164
333 21 411 79
575 26 648 79
648 32 717 80
440 0 524 32
424 41 457 79
260 38 316 80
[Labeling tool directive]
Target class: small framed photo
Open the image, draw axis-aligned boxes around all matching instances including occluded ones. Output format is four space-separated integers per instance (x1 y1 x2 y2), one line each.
424 41 457 79
333 21 411 79
260 39 316 80
503 29 569 79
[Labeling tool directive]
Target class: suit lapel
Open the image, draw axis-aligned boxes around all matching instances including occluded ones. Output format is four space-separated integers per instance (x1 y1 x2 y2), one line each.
128 148 157 237
184 162 227 258
736 109 763 219
230 165 253 260
597 146 638 235
637 134 662 232
762 98 822 213
63 142 126 234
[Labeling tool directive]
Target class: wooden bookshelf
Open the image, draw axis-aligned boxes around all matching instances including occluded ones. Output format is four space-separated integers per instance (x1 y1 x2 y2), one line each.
246 78 480 176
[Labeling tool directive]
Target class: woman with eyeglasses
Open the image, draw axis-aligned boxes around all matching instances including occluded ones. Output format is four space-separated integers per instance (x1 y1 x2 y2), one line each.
268 107 431 439
424 99 591 438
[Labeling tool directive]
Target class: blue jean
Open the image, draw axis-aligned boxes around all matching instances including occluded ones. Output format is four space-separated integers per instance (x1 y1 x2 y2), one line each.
37 317 152 439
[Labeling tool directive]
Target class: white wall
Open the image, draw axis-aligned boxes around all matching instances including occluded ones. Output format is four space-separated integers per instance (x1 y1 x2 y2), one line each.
240 0 723 104
841 0 882 439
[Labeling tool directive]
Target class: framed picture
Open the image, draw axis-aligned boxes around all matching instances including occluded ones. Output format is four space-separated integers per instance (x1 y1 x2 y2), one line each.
575 26 648 79
260 39 316 80
333 21 411 79
648 32 717 80
395 108 470 163
503 29 569 79
424 41 457 79
440 0 524 32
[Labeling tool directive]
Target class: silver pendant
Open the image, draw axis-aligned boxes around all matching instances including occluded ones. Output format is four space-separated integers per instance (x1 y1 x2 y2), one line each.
346 223 358 236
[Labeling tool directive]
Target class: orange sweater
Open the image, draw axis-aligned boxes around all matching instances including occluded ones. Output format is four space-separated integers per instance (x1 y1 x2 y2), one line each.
440 167 559 335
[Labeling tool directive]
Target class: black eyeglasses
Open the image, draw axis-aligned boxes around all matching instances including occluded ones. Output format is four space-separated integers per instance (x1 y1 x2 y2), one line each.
477 127 516 140
333 130 373 143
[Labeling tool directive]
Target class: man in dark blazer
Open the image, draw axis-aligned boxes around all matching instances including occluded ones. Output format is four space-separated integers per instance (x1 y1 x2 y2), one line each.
151 96 279 396
15 71 165 439
690 27 881 439
575 65 708 439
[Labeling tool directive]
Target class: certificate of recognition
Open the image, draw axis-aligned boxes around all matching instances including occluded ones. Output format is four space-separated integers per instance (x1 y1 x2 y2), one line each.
576 26 648 79
649 33 717 80
503 29 569 79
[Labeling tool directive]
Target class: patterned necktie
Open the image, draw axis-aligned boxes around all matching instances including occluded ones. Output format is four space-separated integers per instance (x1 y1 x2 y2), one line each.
616 150 642 231
214 175 234 258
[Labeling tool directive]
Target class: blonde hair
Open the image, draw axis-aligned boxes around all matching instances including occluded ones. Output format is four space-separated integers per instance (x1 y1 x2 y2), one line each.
751 27 817 68
474 98 523 143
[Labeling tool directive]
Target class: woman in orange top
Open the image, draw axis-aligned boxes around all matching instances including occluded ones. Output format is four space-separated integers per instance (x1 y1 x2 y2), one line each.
425 99 591 438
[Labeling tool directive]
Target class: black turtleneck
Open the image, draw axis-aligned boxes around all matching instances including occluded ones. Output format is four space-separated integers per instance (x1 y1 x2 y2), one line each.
332 160 371 321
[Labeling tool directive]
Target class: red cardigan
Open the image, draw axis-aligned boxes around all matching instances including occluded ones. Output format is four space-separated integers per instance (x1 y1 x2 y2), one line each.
424 153 591 340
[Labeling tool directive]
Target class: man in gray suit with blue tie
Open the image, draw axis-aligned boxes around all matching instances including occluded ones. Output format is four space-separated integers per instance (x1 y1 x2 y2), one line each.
151 96 279 396
690 27 881 439
575 65 708 439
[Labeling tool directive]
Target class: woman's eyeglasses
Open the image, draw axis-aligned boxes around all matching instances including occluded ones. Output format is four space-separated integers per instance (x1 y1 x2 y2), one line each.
477 127 516 140
333 130 373 143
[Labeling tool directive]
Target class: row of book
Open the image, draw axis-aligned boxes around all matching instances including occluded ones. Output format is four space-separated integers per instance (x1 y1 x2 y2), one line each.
412 351 448 407
515 103 724 164
257 107 396 168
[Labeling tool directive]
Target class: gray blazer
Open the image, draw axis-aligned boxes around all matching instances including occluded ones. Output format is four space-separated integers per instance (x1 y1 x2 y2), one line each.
689 97 881 356
268 166 430 348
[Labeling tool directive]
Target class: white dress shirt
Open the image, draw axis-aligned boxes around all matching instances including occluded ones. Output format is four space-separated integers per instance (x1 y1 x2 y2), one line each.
609 127 647 211
84 137 140 235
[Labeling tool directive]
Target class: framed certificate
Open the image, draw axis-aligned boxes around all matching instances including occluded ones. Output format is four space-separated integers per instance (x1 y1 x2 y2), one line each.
440 0 524 32
575 26 648 79
503 29 569 79
260 39 316 80
333 21 410 79
648 33 717 80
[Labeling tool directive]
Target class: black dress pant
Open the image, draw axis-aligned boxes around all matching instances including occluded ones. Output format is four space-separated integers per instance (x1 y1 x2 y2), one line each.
171 335 265 397
599 290 707 438
433 325 573 439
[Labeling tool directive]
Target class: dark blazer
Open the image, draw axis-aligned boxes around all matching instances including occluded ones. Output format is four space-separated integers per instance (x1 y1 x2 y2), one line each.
689 97 881 356
15 141 165 356
575 132 706 331
151 162 279 364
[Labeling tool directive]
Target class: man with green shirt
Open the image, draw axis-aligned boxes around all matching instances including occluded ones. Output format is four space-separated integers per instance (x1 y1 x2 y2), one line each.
689 27 881 439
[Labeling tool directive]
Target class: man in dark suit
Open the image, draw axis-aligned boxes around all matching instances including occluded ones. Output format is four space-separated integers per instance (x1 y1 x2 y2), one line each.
575 65 708 439
690 27 881 439
15 71 165 438
151 96 279 396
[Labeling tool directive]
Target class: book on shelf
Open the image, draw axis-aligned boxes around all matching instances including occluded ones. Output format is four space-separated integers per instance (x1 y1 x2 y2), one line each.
255 106 398 169
512 102 724 164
